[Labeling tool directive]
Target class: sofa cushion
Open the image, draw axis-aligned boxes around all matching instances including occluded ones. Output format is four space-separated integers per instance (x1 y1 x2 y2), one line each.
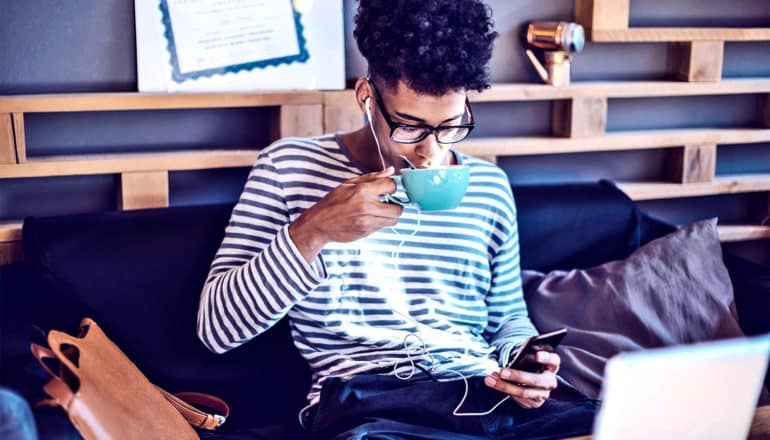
20 203 309 431
512 180 675 272
522 219 745 399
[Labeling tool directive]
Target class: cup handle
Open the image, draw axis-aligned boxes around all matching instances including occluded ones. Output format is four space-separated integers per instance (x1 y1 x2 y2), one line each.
382 193 410 206
381 175 411 206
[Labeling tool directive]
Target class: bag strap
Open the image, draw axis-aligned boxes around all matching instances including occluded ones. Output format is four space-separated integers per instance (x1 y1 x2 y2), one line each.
30 343 75 409
30 342 229 431
156 387 230 431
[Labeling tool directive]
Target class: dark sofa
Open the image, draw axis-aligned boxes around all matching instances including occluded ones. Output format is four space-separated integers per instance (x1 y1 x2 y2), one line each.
1 181 768 439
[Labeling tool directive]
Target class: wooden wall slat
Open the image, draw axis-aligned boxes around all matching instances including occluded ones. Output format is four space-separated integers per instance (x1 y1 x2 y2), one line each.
575 0 630 32
666 143 717 183
118 171 169 210
270 104 325 140
323 91 362 134
551 97 607 138
670 41 724 82
12 113 25 162
0 114 16 164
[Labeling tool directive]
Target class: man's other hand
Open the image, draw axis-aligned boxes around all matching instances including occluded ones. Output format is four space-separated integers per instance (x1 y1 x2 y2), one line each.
484 351 560 409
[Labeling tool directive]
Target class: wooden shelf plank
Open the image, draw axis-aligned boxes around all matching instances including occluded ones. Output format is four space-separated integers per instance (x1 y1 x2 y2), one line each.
591 27 770 42
457 128 770 157
618 174 770 201
718 225 770 242
0 91 323 113
470 78 770 102
2 80 767 115
0 220 23 242
0 149 260 178
0 128 767 179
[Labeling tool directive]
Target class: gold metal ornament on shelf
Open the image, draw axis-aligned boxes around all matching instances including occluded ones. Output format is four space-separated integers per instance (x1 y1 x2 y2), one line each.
525 21 585 87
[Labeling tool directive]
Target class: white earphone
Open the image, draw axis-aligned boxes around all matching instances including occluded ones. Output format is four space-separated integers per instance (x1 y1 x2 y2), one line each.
364 96 373 121
365 96 388 170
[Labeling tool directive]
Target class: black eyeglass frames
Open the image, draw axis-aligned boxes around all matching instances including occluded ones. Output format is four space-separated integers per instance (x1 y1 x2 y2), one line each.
367 79 475 144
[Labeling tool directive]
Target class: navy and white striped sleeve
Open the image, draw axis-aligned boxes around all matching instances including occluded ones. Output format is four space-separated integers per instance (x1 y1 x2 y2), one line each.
197 149 325 354
483 186 538 366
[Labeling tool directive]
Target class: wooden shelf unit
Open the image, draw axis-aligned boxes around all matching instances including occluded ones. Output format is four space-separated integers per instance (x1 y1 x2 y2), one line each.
0 74 768 265
4 78 766 177
0 91 323 165
328 79 770 189
0 90 324 219
575 0 770 82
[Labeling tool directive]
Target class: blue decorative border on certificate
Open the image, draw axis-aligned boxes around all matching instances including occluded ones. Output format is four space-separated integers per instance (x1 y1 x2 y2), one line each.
159 0 309 84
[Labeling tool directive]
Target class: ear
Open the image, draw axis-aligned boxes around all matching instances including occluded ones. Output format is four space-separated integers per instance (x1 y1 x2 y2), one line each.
354 77 373 114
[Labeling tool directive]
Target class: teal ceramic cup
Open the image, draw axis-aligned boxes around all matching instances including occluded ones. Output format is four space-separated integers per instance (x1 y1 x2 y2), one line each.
384 165 470 211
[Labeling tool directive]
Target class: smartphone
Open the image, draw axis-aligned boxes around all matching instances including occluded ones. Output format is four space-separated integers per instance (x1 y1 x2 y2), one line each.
506 328 568 373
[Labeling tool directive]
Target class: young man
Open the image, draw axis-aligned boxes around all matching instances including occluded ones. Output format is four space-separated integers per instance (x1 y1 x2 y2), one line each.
198 0 597 437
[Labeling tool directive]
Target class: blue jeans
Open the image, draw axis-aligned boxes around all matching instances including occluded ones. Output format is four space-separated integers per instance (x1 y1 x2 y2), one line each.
0 387 38 440
307 374 599 440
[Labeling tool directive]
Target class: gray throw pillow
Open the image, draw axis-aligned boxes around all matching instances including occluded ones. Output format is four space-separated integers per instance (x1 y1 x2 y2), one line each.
522 218 744 399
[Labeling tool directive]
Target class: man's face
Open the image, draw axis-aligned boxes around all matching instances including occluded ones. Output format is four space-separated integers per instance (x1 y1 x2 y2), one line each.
368 79 470 171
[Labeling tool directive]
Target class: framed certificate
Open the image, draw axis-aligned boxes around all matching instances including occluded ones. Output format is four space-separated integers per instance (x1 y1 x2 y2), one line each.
136 0 344 92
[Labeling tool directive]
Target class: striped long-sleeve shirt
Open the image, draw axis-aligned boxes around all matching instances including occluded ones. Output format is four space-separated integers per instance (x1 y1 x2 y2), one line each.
197 133 538 404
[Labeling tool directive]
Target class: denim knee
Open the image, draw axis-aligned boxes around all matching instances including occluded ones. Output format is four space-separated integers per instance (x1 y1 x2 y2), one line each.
0 387 38 440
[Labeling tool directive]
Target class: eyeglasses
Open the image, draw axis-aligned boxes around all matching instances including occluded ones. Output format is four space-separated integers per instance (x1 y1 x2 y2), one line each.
367 79 475 144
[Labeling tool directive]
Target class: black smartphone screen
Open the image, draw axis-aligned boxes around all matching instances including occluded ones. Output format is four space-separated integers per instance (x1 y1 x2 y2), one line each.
506 328 567 373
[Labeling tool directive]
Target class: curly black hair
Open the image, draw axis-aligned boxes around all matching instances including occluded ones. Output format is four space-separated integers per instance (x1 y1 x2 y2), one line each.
354 0 497 96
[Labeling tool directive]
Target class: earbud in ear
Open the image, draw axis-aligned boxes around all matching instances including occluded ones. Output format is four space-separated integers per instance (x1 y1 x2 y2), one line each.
364 96 373 121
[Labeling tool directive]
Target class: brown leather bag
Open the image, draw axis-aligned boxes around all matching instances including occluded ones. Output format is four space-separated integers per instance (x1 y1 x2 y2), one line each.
30 317 229 439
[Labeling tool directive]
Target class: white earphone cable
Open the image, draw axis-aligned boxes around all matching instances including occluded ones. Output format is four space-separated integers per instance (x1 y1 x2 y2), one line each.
365 97 388 172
